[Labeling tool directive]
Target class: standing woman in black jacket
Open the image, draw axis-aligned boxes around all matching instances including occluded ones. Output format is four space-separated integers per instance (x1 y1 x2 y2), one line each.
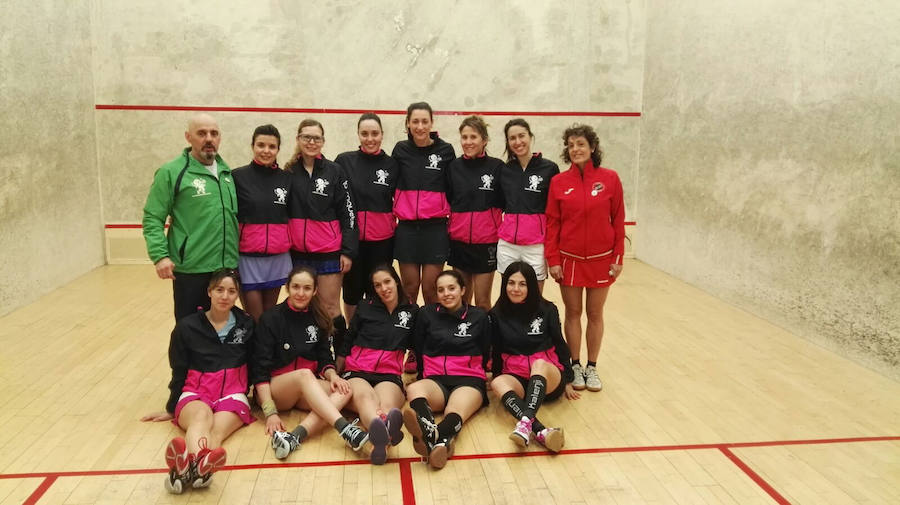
445 115 504 311
232 124 292 321
490 261 578 453
284 118 357 352
141 269 254 494
334 113 399 323
392 102 456 372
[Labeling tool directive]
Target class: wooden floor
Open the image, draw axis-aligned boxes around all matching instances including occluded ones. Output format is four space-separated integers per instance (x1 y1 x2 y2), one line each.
0 261 897 505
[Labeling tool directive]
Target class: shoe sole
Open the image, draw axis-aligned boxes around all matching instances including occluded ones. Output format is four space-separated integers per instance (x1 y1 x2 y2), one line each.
386 408 404 446
164 471 184 494
542 429 565 453
272 434 293 460
429 444 448 469
368 418 390 465
572 383 586 391
165 437 190 475
508 431 529 448
402 409 428 457
586 384 602 392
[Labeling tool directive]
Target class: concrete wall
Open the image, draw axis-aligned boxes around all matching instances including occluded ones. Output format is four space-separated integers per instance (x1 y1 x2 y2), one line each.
639 1 900 377
91 0 645 225
0 1 104 316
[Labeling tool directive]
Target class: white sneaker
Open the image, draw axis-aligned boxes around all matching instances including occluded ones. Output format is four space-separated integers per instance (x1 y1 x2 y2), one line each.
585 365 603 392
571 363 586 390
272 431 300 459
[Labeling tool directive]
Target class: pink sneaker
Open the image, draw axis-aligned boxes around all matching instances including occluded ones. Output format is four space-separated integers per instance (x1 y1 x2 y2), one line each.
508 417 533 447
535 427 565 453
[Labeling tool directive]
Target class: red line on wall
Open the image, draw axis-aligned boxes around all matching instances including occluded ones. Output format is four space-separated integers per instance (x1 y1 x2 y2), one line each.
399 460 417 505
23 476 57 505
104 221 637 229
720 447 792 505
95 104 641 117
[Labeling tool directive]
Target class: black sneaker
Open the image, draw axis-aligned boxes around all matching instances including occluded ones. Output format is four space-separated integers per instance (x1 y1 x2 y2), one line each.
402 408 437 458
339 418 369 451
428 437 453 469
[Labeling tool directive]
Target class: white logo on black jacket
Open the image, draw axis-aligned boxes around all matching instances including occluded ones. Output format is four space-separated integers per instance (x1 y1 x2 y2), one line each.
455 322 472 337
305 325 318 343
313 178 329 196
374 169 389 186
528 317 543 335
396 310 412 329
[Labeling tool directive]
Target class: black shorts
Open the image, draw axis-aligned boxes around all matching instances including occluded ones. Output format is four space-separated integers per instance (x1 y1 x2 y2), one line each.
512 374 566 402
342 238 394 305
394 219 449 264
426 374 489 408
342 370 405 391
448 241 497 274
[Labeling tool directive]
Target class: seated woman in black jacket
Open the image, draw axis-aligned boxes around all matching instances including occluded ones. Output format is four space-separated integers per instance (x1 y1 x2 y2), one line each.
141 269 254 494
490 261 579 452
250 266 369 460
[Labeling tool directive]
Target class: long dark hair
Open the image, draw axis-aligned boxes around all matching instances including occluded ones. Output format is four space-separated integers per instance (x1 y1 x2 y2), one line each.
365 263 410 305
285 265 333 335
492 261 541 321
208 268 241 291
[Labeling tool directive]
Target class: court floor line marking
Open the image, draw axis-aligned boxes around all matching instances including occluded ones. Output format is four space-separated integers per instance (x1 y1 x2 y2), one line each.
720 447 792 505
22 476 57 505
398 460 416 505
95 104 642 117
1 435 895 480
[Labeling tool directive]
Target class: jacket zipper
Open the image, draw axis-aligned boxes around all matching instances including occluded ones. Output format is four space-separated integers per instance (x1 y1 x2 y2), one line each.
217 174 226 268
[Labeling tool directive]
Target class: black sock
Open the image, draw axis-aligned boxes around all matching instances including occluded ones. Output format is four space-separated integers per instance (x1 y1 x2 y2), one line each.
290 425 309 442
410 397 434 424
501 391 527 420
523 375 547 419
572 359 581 366
437 413 462 441
531 418 546 434
334 417 349 434
587 361 597 368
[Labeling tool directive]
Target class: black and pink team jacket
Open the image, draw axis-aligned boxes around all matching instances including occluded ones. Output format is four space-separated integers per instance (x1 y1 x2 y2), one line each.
446 153 505 244
337 298 419 375
391 133 456 221
334 149 399 242
166 307 254 413
497 153 560 245
287 156 358 257
413 303 491 380
489 301 574 383
232 161 292 255
249 302 336 387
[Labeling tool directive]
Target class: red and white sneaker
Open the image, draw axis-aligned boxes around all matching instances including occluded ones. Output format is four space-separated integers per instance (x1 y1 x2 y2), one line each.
164 437 190 494
190 439 227 489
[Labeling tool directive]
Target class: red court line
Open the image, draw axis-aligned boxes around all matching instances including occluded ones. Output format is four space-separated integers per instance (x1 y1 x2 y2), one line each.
23 476 57 505
1 435 895 481
104 221 638 229
399 460 416 505
720 447 792 505
95 104 641 117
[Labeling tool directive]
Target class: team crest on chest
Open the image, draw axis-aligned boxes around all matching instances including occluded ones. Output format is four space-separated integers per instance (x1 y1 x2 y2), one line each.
191 178 208 197
274 187 287 205
525 175 543 192
591 182 605 196
426 154 442 170
231 327 247 344
479 174 495 191
313 178 329 196
374 169 389 186
455 322 472 337
305 325 318 343
528 317 543 335
395 310 411 329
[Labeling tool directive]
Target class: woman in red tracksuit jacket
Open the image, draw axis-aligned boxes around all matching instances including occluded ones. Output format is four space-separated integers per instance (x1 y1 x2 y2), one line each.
490 261 577 453
545 124 625 394
141 269 253 494
445 115 504 311
232 124 292 321
402 270 490 470
284 118 358 351
336 264 418 464
334 113 399 323
496 118 560 292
